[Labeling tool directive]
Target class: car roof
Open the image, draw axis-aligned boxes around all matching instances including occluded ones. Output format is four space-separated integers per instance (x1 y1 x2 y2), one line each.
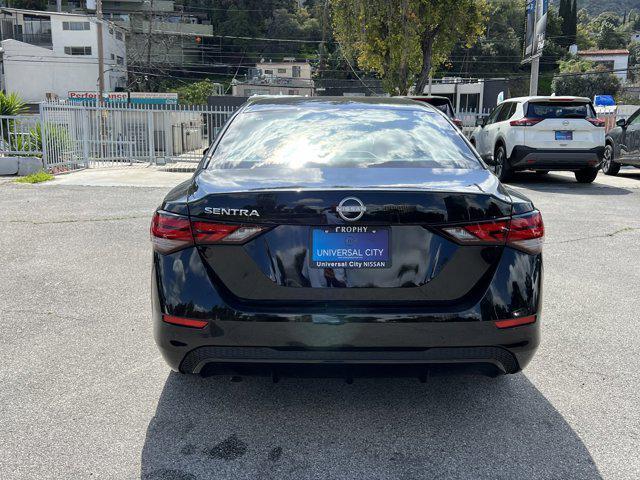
243 95 429 112
406 95 451 102
504 96 592 104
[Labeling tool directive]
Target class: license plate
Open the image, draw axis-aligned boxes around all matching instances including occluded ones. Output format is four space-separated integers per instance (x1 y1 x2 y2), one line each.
310 226 390 269
555 130 573 141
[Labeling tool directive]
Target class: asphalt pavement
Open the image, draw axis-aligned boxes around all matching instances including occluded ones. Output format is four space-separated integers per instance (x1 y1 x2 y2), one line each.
0 168 639 479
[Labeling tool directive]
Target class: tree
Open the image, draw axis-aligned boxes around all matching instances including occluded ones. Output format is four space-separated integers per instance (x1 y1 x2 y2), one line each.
558 0 577 48
331 0 487 95
596 20 627 49
551 58 621 99
447 0 524 78
629 43 640 82
171 80 218 105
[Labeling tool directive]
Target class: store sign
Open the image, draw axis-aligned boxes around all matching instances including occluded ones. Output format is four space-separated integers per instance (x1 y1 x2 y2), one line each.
523 0 548 61
129 92 178 105
67 92 178 105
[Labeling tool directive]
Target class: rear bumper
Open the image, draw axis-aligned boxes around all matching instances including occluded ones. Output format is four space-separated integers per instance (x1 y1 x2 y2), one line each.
154 307 540 376
152 245 542 377
509 146 605 170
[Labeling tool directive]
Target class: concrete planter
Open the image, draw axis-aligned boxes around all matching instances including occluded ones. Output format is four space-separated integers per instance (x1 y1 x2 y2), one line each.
0 156 45 176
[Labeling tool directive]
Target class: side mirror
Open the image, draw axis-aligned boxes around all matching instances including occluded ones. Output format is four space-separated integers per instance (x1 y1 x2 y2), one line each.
616 118 626 127
477 117 487 128
203 146 210 156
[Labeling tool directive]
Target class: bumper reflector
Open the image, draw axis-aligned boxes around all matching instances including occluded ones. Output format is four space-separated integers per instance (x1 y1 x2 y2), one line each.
495 315 536 329
162 314 208 329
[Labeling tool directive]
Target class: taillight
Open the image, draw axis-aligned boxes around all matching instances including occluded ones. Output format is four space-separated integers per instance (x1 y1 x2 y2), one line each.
150 211 193 254
495 315 536 329
509 117 543 127
506 210 544 254
162 314 208 329
586 117 605 127
441 210 544 254
151 211 267 254
453 118 463 128
191 221 265 244
443 220 509 245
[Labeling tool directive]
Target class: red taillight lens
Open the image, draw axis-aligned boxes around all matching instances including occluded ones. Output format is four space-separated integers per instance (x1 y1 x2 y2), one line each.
509 117 544 127
443 219 509 245
162 314 208 329
191 221 265 244
507 210 544 254
151 212 267 254
495 315 536 329
192 221 240 243
441 210 544 254
151 211 193 254
586 117 605 127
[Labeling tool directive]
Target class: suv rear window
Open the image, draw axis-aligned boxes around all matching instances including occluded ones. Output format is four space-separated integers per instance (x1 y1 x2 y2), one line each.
526 101 595 119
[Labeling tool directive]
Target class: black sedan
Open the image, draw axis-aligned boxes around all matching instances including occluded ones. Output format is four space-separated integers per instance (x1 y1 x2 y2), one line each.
602 109 640 175
151 97 543 379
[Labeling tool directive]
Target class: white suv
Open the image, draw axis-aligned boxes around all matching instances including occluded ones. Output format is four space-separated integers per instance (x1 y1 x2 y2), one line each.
470 96 605 183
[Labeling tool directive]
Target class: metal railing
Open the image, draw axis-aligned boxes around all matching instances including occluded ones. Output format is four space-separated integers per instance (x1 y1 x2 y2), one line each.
0 115 42 156
37 102 239 171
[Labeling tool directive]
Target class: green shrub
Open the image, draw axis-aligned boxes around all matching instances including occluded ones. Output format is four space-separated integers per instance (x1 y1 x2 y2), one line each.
15 171 54 184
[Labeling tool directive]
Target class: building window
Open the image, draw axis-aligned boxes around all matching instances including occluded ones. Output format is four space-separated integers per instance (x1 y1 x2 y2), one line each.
115 31 123 41
64 46 92 55
278 68 286 73
110 53 115 60
264 69 273 74
459 93 480 111
292 66 301 78
109 27 114 35
116 56 124 65
288 89 298 95
62 21 90 31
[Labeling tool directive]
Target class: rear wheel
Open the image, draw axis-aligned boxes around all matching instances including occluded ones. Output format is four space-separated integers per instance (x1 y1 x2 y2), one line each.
575 167 599 183
493 145 511 182
601 143 620 176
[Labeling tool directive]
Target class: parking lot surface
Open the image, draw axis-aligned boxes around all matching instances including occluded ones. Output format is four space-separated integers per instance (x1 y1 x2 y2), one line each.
1 169 639 479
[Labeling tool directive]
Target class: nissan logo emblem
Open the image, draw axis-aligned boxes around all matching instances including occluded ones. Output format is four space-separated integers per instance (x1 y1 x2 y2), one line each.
336 197 366 221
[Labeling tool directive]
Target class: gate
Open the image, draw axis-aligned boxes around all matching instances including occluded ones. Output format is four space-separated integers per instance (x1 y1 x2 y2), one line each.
38 102 238 171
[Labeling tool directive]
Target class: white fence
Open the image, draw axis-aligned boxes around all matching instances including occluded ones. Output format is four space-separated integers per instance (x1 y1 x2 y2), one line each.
39 102 238 171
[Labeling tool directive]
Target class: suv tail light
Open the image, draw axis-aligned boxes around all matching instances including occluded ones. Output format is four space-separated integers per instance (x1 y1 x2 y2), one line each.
586 117 605 127
509 118 544 127
442 210 544 254
453 118 463 129
151 211 267 254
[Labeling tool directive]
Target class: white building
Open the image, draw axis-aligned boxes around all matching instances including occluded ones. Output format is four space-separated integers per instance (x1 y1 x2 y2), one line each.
420 77 510 113
577 49 630 82
232 60 315 97
0 8 127 103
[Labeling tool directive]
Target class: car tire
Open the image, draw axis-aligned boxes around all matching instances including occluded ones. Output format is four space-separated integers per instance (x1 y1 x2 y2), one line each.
575 167 599 183
601 143 620 176
493 145 511 182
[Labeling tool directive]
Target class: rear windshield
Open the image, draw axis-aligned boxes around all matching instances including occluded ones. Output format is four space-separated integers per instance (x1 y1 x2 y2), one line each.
526 101 595 119
411 98 453 117
208 105 478 170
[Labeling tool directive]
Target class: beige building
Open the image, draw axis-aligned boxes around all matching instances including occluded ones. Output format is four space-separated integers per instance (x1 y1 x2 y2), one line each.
232 60 314 97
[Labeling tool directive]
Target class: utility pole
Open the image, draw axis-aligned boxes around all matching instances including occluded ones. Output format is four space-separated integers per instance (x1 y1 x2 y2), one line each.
529 55 540 96
96 0 105 99
528 0 540 96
